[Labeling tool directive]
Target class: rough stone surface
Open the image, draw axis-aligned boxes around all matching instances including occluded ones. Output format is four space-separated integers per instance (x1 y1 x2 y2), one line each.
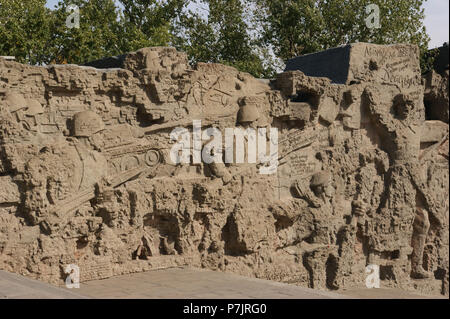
0 44 448 296
433 44 449 77
285 43 422 89
424 69 449 123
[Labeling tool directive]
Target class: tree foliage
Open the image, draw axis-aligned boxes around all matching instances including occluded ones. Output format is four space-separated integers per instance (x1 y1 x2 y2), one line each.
253 0 430 62
118 0 186 52
49 0 122 64
0 0 434 76
0 0 53 65
173 0 273 78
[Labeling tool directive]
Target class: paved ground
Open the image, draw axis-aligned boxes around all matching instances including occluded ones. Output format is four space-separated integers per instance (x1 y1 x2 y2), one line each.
0 270 87 299
0 267 446 299
340 287 447 299
76 267 346 299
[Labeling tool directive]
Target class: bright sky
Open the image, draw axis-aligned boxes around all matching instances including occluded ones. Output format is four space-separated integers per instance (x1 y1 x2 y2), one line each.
423 0 449 48
46 0 449 49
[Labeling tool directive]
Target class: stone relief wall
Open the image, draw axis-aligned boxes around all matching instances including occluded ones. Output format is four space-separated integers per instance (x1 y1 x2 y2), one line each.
0 43 448 296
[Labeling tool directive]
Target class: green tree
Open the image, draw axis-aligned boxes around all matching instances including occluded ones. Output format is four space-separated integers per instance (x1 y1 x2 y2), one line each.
175 0 274 78
49 0 122 64
49 0 187 64
253 0 430 63
0 0 53 65
117 0 186 52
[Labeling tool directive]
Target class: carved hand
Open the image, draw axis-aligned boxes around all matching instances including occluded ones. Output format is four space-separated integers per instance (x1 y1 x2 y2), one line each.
352 199 366 217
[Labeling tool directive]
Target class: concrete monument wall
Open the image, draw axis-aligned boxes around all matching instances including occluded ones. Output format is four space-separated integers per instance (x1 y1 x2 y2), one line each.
0 43 448 295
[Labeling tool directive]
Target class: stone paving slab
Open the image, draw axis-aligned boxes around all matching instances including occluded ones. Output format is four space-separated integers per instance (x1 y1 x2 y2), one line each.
0 270 88 299
77 267 348 299
339 288 447 299
1 267 446 299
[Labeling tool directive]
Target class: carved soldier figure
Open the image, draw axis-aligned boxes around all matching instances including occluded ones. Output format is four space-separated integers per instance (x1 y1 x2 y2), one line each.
365 87 436 279
411 208 431 278
95 179 119 228
293 171 366 289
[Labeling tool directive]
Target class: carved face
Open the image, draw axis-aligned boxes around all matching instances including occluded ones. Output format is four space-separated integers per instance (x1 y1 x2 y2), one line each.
393 94 415 120
312 179 335 199
324 181 336 198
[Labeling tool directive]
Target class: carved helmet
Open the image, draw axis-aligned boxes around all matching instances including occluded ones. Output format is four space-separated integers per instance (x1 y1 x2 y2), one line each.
26 100 44 116
238 96 260 123
310 171 331 187
73 110 105 137
4 92 27 112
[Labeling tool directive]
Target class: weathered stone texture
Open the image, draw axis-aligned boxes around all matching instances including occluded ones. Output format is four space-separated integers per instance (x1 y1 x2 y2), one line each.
0 43 448 296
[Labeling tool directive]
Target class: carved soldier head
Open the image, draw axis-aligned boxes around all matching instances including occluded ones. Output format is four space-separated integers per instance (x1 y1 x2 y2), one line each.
4 92 27 113
392 94 415 120
72 110 105 137
310 171 335 199
237 96 260 125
